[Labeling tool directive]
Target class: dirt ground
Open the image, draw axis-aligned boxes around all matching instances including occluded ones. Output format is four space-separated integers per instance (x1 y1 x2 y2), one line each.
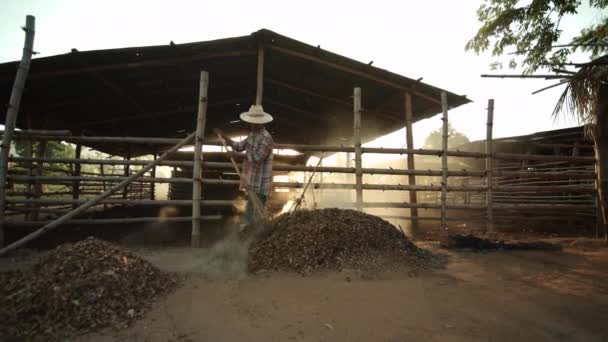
54 239 608 342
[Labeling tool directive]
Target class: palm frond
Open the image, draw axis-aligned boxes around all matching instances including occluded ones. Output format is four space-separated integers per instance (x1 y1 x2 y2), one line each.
553 55 608 138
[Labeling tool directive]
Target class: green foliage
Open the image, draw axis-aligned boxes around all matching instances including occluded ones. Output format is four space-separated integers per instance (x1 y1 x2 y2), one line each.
423 124 471 149
466 0 608 73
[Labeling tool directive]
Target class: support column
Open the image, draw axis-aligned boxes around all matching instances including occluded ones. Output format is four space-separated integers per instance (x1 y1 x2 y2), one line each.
353 87 363 211
32 141 46 221
192 71 209 248
122 149 131 199
486 99 494 234
0 15 35 246
25 141 34 220
72 143 82 209
404 93 418 231
150 154 157 200
255 47 264 106
440 92 448 235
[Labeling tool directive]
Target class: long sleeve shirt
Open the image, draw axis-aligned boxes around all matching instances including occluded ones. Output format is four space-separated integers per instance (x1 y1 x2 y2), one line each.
229 129 274 196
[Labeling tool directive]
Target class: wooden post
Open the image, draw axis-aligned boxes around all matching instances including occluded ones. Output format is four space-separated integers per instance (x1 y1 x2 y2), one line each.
405 93 418 231
99 162 107 209
0 132 197 256
353 87 363 211
192 71 209 248
25 140 34 220
72 143 82 209
150 154 157 200
486 99 494 234
440 91 448 234
255 47 264 106
123 149 131 199
32 141 46 220
0 15 35 246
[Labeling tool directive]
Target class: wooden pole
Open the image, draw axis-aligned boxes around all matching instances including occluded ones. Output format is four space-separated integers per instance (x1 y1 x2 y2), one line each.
404 92 418 231
72 143 82 209
192 71 209 248
486 99 495 234
150 154 157 200
0 15 35 246
32 141 46 220
353 87 363 211
99 162 107 209
255 47 264 106
0 131 197 256
440 91 448 235
123 149 131 199
25 141 34 220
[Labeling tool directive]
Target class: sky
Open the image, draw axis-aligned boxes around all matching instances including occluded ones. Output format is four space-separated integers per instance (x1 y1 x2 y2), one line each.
0 0 604 149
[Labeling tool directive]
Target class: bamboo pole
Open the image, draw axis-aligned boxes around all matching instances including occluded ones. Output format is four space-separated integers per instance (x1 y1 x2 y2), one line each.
6 156 596 179
7 197 595 211
122 149 130 199
150 154 157 200
32 141 46 220
5 176 596 193
192 71 209 248
256 47 264 106
440 91 448 234
354 87 363 211
3 134 596 163
72 143 82 209
405 92 418 231
24 140 34 220
0 131 196 256
486 99 495 234
0 15 35 246
6 215 222 227
8 198 233 206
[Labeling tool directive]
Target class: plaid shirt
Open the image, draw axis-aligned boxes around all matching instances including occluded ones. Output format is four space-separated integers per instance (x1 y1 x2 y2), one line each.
229 129 274 195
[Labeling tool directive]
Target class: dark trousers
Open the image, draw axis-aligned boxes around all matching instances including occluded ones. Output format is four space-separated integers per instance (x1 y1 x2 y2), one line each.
244 193 267 224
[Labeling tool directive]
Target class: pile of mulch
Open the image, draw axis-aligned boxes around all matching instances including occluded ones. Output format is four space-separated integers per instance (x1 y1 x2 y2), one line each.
0 237 177 341
248 208 438 273
441 234 562 251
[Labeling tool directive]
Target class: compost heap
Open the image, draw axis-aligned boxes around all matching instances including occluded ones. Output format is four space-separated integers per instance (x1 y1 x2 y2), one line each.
249 209 433 273
0 237 177 341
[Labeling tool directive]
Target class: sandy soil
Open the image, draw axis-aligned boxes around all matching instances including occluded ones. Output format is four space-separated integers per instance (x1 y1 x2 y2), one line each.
76 240 608 342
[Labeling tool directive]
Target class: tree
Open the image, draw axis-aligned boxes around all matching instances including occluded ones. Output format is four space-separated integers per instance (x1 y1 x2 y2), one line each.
467 0 608 234
466 0 608 73
423 124 471 149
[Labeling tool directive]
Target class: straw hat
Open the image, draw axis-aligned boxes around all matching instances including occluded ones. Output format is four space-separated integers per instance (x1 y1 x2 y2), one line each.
240 105 273 124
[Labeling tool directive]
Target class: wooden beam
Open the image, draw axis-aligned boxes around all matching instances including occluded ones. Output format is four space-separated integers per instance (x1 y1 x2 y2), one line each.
0 15 35 247
266 78 401 122
269 45 444 105
1 50 257 81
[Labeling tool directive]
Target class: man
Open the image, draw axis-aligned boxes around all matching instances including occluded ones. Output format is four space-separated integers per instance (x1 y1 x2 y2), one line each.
215 105 274 225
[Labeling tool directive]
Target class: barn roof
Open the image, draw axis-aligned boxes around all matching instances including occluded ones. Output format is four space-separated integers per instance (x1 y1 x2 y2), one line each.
0 29 470 156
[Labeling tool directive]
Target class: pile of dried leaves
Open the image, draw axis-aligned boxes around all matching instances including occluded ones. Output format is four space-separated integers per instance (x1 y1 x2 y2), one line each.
0 237 177 341
249 209 435 273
